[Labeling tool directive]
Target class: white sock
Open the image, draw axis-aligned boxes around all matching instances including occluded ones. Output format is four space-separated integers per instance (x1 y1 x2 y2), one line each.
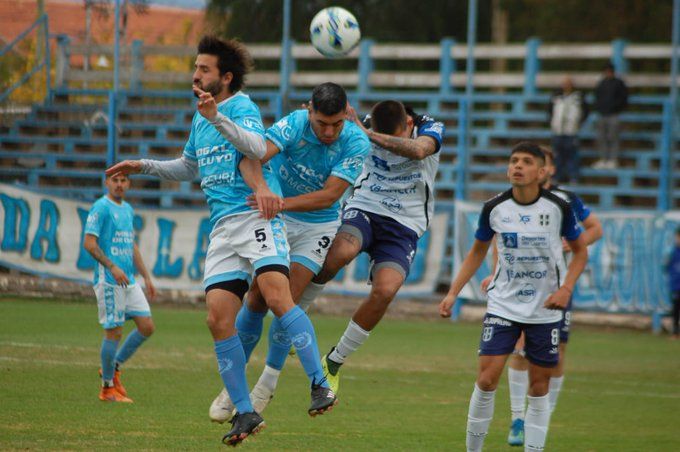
548 376 564 413
508 368 529 421
328 320 369 364
255 365 280 394
298 282 325 312
525 394 551 451
466 383 495 452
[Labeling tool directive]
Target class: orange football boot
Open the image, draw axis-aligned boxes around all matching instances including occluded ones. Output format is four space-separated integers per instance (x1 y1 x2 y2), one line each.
99 386 133 403
99 368 128 397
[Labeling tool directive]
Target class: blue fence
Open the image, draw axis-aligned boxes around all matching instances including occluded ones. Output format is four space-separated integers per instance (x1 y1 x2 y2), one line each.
2 17 680 316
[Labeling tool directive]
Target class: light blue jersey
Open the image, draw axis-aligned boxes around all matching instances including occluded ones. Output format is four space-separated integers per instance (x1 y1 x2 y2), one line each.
85 196 136 286
266 109 370 223
183 92 280 227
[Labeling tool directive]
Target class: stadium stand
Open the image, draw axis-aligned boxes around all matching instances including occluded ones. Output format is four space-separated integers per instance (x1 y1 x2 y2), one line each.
2 26 679 284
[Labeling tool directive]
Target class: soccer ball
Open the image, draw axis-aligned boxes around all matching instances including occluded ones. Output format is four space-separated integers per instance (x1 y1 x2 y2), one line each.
309 7 361 58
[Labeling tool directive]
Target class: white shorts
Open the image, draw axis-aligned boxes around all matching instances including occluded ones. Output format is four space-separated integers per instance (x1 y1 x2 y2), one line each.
283 215 340 275
203 211 290 289
94 283 151 329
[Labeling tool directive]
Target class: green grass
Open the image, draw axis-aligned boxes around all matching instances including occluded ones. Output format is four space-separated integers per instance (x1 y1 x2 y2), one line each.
1 297 679 451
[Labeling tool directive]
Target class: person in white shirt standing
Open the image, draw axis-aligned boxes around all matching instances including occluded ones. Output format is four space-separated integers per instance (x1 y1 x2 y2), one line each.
548 76 589 183
439 142 588 452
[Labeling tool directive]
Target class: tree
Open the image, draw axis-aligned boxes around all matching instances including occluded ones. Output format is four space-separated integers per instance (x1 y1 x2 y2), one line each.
205 0 489 43
82 0 150 71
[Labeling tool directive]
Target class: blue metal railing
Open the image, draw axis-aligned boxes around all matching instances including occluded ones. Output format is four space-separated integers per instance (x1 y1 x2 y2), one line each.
0 14 51 104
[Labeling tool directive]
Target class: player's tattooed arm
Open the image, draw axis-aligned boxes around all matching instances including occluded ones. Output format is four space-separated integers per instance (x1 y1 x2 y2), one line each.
367 133 437 160
345 103 436 160
84 234 129 286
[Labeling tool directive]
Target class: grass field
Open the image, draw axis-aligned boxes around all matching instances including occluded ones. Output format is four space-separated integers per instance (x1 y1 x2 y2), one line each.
1 297 679 451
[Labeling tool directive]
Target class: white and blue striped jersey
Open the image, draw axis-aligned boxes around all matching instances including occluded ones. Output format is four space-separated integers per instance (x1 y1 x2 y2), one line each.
476 189 582 324
266 109 370 223
345 112 445 237
85 196 136 286
183 92 280 227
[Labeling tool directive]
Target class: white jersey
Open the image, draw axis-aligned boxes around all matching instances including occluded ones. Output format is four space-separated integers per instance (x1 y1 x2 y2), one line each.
344 112 444 237
476 189 582 324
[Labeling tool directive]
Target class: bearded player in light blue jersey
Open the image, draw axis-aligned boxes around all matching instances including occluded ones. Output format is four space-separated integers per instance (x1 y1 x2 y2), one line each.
209 83 370 422
106 36 335 447
84 172 157 404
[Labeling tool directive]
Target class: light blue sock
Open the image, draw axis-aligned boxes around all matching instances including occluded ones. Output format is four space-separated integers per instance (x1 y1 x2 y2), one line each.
277 306 327 388
266 316 292 371
236 304 267 362
215 335 253 414
115 329 149 366
100 338 119 382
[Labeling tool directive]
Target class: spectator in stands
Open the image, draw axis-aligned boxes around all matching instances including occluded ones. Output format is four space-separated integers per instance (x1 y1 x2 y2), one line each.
593 62 628 169
548 76 589 183
667 227 680 339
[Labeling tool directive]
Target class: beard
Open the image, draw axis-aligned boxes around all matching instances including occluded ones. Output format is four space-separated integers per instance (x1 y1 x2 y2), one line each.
193 79 223 98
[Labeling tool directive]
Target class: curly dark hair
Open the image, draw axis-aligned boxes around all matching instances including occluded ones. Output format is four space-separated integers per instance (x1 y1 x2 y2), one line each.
197 35 254 93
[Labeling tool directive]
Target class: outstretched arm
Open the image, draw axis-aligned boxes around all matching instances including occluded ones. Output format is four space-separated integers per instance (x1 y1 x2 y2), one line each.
366 133 437 160
346 104 438 160
194 87 267 160
106 157 198 181
439 239 492 317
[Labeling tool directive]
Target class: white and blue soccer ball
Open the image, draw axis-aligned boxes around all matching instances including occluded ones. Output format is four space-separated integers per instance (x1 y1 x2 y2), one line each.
309 7 361 58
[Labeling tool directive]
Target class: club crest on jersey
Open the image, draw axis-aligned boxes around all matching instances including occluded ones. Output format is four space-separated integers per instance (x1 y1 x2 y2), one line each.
371 155 390 171
539 213 550 226
501 233 518 249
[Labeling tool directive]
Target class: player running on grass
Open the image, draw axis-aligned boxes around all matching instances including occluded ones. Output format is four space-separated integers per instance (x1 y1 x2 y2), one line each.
106 35 335 447
84 172 157 404
298 100 445 394
479 146 603 446
208 82 370 422
440 142 588 452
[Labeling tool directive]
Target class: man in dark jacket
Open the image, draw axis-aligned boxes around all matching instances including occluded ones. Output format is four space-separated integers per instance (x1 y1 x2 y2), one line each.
593 62 628 169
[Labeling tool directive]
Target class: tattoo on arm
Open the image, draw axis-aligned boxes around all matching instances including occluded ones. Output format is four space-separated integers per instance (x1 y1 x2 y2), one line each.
370 133 434 160
89 245 114 270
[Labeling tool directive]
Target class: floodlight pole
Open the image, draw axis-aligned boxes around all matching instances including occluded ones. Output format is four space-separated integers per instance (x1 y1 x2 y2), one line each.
279 0 292 116
457 0 477 202
671 0 679 125
452 0 477 321
661 0 680 211
107 0 121 168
